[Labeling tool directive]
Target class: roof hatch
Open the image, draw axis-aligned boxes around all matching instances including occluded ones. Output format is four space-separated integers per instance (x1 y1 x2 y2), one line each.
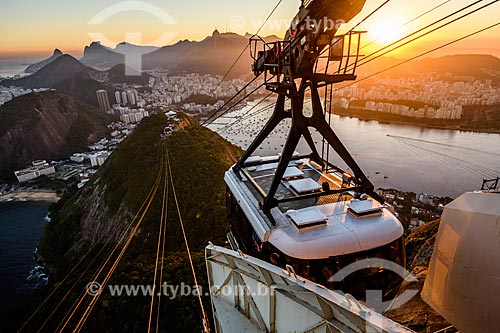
348 199 384 218
286 209 328 230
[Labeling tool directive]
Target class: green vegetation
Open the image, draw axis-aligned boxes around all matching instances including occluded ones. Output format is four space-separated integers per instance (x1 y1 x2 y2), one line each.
181 94 217 105
54 71 111 107
0 91 113 180
107 64 151 86
99 115 165 215
27 175 75 195
462 104 500 129
3 113 242 332
0 92 43 135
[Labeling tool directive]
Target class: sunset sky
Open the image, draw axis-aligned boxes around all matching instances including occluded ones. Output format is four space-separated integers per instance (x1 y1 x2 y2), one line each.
1 0 499 60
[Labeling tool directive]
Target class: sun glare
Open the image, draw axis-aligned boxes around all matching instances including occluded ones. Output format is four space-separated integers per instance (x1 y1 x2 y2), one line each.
368 18 407 45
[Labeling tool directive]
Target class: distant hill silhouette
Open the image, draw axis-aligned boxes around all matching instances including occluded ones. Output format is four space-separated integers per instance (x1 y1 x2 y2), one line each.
80 42 124 70
3 55 97 89
25 49 63 73
106 64 152 85
77 32 281 78
80 41 158 70
360 54 500 84
410 54 500 81
143 32 281 78
54 71 112 107
0 91 112 180
2 55 112 107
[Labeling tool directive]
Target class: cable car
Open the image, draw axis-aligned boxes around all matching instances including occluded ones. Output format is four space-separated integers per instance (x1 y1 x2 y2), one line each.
225 154 405 300
220 0 406 301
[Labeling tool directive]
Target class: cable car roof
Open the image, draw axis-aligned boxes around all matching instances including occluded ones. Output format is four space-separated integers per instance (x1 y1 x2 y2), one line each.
225 156 404 260
268 199 404 260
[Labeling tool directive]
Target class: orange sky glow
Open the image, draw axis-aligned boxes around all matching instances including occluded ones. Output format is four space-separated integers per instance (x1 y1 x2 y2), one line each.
1 0 499 60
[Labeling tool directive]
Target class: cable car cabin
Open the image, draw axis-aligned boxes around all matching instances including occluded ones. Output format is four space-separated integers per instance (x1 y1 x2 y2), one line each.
225 154 405 301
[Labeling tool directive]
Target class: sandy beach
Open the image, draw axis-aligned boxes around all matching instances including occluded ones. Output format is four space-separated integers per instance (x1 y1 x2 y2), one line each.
0 191 60 203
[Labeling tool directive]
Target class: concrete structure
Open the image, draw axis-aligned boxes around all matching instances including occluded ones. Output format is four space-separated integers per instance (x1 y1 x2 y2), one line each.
70 153 86 163
115 91 121 104
206 245 413 333
127 90 136 105
14 160 56 183
422 192 500 333
119 110 149 124
96 90 111 112
90 151 111 167
121 91 128 105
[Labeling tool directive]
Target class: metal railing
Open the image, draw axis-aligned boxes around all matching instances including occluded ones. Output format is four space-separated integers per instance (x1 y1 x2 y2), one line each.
315 31 365 77
432 326 460 333
482 177 499 192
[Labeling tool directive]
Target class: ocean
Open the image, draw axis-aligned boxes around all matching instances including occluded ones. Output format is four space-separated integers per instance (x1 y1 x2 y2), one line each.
209 101 500 198
0 60 30 79
0 201 51 306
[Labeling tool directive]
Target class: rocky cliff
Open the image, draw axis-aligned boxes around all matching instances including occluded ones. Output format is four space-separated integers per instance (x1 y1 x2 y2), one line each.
0 91 112 180
386 220 452 332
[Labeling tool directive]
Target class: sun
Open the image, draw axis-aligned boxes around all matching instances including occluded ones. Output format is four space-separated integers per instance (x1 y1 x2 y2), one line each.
368 17 407 45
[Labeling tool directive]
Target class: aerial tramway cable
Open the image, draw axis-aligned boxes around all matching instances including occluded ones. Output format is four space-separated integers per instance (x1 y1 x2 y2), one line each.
213 0 284 92
148 147 169 333
332 21 500 93
58 149 164 332
166 150 211 333
348 0 392 33
209 20 500 163
359 0 453 52
154 148 170 332
72 153 165 332
202 75 264 126
35 244 109 333
31 147 163 332
16 243 98 332
337 0 498 73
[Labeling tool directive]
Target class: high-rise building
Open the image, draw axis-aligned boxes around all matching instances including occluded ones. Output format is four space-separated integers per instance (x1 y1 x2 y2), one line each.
127 90 136 105
96 90 111 112
121 91 128 104
115 91 121 104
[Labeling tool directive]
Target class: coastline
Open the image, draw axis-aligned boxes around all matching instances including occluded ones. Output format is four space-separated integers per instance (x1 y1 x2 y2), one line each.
333 109 500 135
0 190 60 203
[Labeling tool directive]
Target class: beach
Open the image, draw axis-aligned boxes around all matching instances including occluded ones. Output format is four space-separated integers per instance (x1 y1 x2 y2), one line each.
0 190 60 203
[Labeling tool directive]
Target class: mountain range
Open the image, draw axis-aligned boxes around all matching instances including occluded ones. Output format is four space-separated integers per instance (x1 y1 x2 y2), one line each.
21 32 500 84
80 31 280 77
80 42 158 70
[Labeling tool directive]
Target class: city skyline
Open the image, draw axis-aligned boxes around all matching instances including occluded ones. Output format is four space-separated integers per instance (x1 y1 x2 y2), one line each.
1 0 500 59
